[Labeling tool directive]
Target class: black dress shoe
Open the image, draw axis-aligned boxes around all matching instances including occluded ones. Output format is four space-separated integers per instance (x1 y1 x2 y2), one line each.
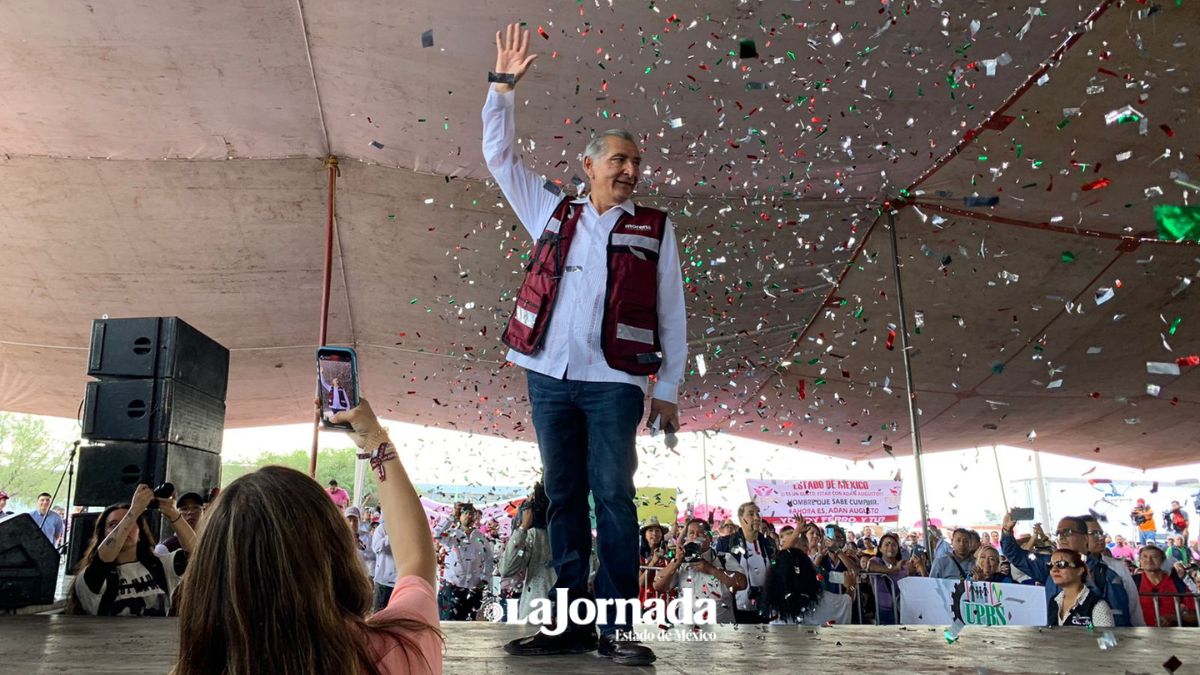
598 634 656 666
503 626 598 656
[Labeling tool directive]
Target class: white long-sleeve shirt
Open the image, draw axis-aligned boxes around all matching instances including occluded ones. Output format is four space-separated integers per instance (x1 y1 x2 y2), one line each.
481 88 688 404
371 518 397 587
435 520 494 589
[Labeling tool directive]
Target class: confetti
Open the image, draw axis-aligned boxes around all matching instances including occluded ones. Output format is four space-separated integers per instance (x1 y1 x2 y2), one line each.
369 140 385 149
1147 362 1181 376
420 29 434 48
1155 205 1200 242
739 39 758 59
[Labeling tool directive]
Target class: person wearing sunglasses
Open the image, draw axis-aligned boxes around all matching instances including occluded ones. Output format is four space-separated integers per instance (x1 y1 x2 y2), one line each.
1001 511 1133 626
1047 549 1115 627
1081 513 1144 626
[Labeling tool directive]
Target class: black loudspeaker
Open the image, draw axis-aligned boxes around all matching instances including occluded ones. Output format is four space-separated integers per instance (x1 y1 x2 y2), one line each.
74 442 222 508
0 513 60 609
82 379 225 452
88 317 230 400
65 512 101 576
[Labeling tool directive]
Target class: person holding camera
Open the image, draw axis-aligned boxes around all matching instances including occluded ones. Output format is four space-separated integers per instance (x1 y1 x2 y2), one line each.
652 519 747 624
67 483 195 616
1131 498 1157 545
714 502 775 623
499 482 554 621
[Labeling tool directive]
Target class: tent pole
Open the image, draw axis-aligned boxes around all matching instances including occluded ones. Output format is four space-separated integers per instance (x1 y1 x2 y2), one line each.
310 155 340 478
1032 449 1051 525
702 433 709 520
992 445 1009 514
887 210 933 558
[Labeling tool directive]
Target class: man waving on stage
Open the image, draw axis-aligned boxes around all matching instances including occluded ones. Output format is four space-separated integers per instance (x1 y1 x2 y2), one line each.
484 23 687 667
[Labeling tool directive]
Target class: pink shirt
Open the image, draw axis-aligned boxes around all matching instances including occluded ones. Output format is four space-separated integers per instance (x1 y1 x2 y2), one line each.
1110 544 1136 561
327 487 350 508
367 576 444 674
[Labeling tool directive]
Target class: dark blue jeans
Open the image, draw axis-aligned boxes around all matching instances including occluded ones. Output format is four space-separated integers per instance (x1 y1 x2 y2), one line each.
526 370 644 636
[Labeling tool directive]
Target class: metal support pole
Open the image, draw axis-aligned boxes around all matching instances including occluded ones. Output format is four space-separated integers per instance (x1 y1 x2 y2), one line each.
887 211 934 559
310 156 340 478
991 445 1009 513
1033 449 1051 525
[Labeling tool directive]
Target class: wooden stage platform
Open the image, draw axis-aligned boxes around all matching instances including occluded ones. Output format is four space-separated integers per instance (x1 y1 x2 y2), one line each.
1 616 1196 674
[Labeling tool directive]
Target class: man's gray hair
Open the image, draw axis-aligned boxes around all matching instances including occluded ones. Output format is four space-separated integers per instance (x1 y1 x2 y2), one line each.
583 129 636 162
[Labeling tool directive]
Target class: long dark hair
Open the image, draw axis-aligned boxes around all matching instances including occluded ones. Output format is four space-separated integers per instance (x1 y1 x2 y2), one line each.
64 502 161 615
173 466 442 675
768 548 824 622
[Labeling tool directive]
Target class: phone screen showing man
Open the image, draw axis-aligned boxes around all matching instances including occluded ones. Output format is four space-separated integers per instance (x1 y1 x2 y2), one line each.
318 351 357 427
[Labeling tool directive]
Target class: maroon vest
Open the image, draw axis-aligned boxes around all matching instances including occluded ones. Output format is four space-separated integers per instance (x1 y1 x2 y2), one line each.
502 197 667 376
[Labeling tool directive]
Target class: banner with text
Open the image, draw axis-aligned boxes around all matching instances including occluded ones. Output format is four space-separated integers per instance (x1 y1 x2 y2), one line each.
897 577 1047 626
746 479 902 523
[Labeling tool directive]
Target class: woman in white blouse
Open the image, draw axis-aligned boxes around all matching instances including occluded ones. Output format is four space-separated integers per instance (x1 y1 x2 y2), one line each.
1048 548 1114 627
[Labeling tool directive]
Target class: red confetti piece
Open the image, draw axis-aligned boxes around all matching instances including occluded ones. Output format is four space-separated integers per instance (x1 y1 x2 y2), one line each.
537 26 549 39
885 330 896 351
981 114 1016 131
798 379 806 399
1081 177 1110 191
1176 355 1199 367
1160 124 1175 137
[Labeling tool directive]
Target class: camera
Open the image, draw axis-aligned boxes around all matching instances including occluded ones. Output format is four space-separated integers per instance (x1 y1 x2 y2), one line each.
682 541 703 563
146 482 175 510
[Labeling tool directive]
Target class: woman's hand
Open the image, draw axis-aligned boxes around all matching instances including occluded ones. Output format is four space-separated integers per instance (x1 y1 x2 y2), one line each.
130 483 155 515
329 399 386 449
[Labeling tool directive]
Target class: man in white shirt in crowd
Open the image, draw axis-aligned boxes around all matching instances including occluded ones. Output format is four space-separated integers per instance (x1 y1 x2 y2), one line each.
434 502 494 620
371 510 397 612
654 519 748 624
485 23 687 667
714 502 775 623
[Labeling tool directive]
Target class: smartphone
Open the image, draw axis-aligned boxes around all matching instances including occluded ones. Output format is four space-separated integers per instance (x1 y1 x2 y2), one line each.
825 524 836 538
317 346 360 430
1012 507 1036 521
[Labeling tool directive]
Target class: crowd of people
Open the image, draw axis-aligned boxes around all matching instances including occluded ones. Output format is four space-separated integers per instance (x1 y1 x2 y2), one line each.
415 494 1199 630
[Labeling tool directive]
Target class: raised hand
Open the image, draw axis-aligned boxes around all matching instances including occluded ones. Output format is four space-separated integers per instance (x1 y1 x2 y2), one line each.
494 22 539 92
130 483 155 514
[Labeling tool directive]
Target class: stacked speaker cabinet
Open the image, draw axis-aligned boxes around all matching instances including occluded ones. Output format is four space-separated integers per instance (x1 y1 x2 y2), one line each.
75 317 228 537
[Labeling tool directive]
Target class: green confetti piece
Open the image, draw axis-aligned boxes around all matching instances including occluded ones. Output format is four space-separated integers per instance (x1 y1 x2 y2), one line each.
978 155 988 161
1015 143 1023 158
409 297 419 304
1169 316 1182 335
814 378 826 386
1061 251 1076 263
1057 118 1070 129
854 306 864 319
787 50 796 61
1155 205 1200 242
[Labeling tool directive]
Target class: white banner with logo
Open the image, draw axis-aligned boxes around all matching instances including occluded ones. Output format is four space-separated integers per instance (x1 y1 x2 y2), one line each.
746 479 902 523
897 577 1047 626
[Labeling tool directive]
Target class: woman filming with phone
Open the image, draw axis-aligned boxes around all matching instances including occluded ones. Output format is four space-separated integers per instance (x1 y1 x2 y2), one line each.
67 483 195 616
172 399 443 675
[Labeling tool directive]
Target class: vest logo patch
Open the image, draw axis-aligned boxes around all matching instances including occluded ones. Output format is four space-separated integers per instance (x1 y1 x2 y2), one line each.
624 224 653 231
